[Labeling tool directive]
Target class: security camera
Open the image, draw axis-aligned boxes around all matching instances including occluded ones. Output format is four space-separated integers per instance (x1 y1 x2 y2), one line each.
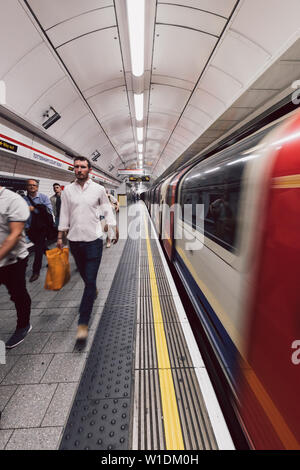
42 107 61 130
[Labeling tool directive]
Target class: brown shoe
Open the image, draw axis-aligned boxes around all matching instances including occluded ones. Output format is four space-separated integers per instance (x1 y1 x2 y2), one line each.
29 273 39 282
76 324 88 340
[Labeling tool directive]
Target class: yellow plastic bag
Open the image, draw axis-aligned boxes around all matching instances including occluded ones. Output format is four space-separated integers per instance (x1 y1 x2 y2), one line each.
44 247 70 290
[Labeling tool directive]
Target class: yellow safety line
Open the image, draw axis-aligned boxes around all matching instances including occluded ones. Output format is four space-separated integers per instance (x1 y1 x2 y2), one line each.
143 214 185 450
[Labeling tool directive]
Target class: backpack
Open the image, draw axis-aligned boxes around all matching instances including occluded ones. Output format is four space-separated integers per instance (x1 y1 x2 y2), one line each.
27 196 57 243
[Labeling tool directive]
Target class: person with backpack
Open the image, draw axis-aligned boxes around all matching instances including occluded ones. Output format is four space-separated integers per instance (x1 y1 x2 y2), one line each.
24 179 54 282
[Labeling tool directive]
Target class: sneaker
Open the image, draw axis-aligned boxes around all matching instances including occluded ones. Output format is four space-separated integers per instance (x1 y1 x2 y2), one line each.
76 324 88 341
29 273 39 282
106 241 111 248
6 325 32 349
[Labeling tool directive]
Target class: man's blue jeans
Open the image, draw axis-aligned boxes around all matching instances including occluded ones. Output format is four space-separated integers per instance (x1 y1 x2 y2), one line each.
69 238 103 325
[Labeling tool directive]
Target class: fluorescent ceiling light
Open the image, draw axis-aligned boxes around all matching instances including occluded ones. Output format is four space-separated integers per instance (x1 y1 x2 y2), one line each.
127 0 145 77
138 144 143 153
138 153 143 159
137 127 143 141
134 93 144 121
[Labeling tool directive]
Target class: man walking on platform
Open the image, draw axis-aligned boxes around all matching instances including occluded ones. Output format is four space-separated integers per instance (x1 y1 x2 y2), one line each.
0 186 32 349
57 157 119 341
50 183 62 228
24 179 53 282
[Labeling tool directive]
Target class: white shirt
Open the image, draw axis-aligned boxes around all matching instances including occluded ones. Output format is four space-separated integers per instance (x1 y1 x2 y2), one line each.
58 179 116 242
0 188 29 267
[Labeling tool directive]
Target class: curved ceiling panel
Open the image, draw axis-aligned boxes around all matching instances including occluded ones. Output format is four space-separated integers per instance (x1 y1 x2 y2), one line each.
62 114 103 149
27 0 113 30
110 129 134 147
152 24 217 84
211 30 270 86
4 43 65 115
183 105 212 130
157 3 226 36
232 0 300 55
189 89 226 119
158 0 237 18
149 84 190 115
0 0 42 79
148 112 180 130
199 66 242 105
1 0 300 184
48 99 88 140
58 28 123 91
47 6 116 48
88 86 128 121
26 77 79 126
101 115 132 138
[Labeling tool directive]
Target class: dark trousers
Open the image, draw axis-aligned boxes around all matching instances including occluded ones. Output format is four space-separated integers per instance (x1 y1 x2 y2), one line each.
0 257 31 329
32 236 48 275
69 238 103 325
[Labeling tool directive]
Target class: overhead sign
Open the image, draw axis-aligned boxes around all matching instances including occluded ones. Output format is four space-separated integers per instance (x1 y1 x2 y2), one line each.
129 176 150 182
118 168 145 176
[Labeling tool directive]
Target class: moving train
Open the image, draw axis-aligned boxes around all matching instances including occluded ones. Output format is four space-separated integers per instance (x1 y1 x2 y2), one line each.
142 106 300 449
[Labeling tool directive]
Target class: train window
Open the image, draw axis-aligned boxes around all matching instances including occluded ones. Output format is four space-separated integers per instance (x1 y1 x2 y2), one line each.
181 160 244 252
180 131 267 252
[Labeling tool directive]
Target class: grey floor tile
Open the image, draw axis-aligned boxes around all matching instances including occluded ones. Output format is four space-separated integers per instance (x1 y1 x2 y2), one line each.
42 331 93 354
42 382 78 427
0 430 13 449
0 385 17 409
0 356 20 384
2 354 53 385
41 353 87 383
33 314 77 333
0 317 19 334
0 383 57 429
8 333 51 356
5 427 63 450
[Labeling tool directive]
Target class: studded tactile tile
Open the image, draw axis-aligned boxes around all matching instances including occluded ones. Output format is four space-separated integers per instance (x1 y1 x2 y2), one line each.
59 238 138 450
60 398 131 450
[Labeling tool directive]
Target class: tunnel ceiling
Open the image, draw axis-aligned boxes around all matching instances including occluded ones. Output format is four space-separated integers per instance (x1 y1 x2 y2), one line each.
1 0 300 181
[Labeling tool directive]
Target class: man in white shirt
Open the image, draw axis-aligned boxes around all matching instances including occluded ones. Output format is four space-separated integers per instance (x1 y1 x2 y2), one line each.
57 157 119 341
0 187 32 349
105 189 119 248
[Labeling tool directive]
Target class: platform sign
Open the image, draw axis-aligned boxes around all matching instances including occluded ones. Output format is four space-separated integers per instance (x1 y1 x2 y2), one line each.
129 176 150 182
118 169 145 176
0 138 18 153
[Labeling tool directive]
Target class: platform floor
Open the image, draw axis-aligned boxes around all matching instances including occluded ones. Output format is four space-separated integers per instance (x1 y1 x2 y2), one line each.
0 203 234 450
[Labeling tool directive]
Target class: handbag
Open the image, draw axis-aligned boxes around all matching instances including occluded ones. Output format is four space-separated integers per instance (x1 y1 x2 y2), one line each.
44 247 70 290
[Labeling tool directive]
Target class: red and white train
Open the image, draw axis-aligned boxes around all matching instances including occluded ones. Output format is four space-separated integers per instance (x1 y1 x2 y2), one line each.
142 107 300 449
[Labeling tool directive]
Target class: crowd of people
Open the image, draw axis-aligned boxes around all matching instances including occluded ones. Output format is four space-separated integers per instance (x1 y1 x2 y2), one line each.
0 156 119 348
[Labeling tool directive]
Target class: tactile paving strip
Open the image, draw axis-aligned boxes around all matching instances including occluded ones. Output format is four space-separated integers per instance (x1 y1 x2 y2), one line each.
59 237 138 450
133 215 218 450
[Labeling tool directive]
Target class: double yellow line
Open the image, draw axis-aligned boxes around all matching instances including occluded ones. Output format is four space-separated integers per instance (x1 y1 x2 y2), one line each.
143 214 184 450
